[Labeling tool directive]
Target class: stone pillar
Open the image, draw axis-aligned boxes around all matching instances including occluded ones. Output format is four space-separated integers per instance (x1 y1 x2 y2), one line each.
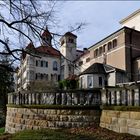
61 93 67 105
72 92 79 105
111 91 116 105
116 91 121 105
121 90 127 105
16 93 19 105
101 89 106 105
134 88 139 106
67 92 72 105
28 93 32 105
127 90 132 106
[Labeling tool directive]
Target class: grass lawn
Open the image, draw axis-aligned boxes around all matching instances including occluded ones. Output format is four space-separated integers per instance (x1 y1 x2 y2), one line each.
0 127 140 140
12 129 94 140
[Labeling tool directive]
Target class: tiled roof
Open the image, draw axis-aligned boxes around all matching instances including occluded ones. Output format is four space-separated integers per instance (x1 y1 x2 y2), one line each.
36 45 60 57
42 29 52 38
26 42 34 50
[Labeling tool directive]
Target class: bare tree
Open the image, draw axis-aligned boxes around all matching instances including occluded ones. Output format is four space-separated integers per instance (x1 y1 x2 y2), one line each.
0 0 84 70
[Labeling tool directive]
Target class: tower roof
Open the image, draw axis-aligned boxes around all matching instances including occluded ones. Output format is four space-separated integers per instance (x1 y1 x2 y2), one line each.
41 28 52 38
64 32 77 38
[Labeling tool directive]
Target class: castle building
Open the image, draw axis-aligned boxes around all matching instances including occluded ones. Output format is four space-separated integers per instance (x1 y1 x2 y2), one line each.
16 29 84 90
16 9 140 90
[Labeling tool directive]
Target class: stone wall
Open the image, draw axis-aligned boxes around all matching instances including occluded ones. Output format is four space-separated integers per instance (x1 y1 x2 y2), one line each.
100 110 140 136
6 107 101 133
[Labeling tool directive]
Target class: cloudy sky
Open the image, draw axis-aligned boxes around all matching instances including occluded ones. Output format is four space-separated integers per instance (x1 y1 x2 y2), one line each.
54 1 140 50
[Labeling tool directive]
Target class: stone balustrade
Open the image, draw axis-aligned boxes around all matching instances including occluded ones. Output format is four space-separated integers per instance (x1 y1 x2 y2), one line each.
8 89 101 106
101 87 140 106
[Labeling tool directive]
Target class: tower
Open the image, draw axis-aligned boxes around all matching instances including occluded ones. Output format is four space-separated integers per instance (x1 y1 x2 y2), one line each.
60 32 77 79
41 27 52 46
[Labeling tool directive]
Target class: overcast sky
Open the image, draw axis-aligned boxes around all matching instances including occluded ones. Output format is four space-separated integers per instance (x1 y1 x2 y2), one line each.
54 1 140 50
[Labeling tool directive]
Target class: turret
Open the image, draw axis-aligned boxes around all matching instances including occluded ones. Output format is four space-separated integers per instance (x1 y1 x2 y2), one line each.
41 27 52 46
60 32 77 79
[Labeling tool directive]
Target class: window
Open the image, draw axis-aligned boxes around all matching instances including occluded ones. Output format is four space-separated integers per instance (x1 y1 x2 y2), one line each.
99 77 102 86
94 49 99 57
53 61 58 71
99 47 103 55
41 61 43 67
107 42 112 51
68 38 74 43
103 44 106 52
61 56 64 63
29 71 34 80
51 74 53 81
79 61 83 66
41 74 43 80
86 57 90 62
113 39 117 48
35 73 38 80
61 40 64 46
46 61 48 67
87 76 93 88
36 60 38 66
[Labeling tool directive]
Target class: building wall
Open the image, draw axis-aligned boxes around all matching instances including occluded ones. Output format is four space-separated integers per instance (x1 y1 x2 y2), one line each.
107 72 116 86
89 30 126 71
79 74 105 89
133 58 140 81
120 11 140 31
17 54 60 90
74 53 90 75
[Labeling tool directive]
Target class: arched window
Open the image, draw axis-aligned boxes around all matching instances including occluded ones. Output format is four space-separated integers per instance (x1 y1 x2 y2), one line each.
108 42 112 51
53 61 58 71
94 49 99 57
113 39 117 48
99 47 103 55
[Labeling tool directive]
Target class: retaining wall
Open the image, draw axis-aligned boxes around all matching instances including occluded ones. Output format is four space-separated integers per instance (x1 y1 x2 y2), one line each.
100 110 140 136
6 106 101 133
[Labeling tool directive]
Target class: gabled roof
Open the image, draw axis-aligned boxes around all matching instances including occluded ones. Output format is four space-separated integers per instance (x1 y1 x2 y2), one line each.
36 45 60 57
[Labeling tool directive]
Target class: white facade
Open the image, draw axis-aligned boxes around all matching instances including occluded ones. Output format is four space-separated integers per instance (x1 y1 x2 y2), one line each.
60 32 83 79
79 74 105 89
17 54 60 90
120 9 140 31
